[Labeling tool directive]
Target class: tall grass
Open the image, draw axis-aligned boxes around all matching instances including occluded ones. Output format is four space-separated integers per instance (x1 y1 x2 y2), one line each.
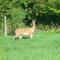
0 31 60 60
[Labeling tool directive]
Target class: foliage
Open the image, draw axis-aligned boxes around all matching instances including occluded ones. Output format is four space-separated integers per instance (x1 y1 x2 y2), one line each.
0 0 60 34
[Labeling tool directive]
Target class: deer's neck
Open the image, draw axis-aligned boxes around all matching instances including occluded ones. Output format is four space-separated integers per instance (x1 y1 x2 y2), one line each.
32 22 35 32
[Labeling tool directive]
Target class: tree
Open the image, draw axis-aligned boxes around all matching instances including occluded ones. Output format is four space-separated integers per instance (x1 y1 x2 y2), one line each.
0 0 27 35
0 0 60 35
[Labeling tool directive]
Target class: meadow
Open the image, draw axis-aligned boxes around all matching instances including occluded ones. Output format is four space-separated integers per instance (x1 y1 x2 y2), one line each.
0 31 60 60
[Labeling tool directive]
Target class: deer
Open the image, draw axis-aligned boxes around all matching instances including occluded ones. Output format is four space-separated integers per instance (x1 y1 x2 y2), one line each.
14 20 36 39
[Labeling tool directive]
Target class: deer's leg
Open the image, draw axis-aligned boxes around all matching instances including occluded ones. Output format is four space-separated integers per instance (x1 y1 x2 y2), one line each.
19 35 22 39
30 34 33 39
13 35 19 39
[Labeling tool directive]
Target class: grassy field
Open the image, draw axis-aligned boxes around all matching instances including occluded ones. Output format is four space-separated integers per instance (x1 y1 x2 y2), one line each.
0 31 60 60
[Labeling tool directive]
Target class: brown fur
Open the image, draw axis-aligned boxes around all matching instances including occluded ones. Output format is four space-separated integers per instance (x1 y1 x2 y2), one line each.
14 20 35 39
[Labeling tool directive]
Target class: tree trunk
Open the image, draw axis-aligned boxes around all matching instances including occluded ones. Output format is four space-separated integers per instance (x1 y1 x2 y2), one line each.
4 15 7 37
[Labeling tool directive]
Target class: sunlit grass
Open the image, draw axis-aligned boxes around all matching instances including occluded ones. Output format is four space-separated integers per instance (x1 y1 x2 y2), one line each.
0 31 60 60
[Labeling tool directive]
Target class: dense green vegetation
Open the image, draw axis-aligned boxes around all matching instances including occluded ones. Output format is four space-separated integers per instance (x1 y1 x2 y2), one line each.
0 0 60 34
0 0 60 60
0 31 60 60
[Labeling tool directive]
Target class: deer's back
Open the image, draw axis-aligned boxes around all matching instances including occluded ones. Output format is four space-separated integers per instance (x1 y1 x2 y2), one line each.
15 28 34 35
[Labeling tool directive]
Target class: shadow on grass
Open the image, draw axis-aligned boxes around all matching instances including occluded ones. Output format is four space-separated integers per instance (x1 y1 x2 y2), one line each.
14 36 30 40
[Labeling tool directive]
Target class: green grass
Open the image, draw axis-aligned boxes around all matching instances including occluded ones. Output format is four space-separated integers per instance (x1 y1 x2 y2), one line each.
0 31 60 60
